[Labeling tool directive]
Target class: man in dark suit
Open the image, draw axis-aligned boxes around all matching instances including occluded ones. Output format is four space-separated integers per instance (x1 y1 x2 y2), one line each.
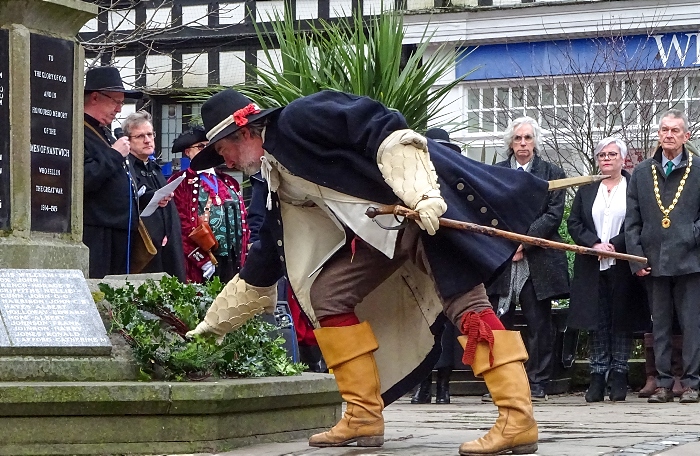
82 66 142 278
488 116 570 401
123 110 186 281
626 109 700 404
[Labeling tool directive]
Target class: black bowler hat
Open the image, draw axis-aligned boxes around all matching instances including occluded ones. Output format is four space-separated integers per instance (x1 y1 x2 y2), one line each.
172 126 208 155
426 128 461 153
190 89 280 171
84 66 142 99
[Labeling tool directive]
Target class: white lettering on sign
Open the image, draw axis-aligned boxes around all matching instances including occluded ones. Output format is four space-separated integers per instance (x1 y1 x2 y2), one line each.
48 54 54 62
43 91 56 99
35 185 63 194
30 144 70 157
31 106 68 119
653 33 700 67
38 167 60 176
40 204 58 212
43 127 56 135
32 70 66 82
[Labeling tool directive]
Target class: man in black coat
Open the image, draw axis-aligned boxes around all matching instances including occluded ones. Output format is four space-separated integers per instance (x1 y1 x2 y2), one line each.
488 116 570 401
185 89 552 455
626 109 700 404
82 67 142 278
123 111 186 282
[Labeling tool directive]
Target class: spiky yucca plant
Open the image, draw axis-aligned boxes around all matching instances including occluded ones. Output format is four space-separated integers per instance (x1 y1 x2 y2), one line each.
247 9 465 129
185 9 467 131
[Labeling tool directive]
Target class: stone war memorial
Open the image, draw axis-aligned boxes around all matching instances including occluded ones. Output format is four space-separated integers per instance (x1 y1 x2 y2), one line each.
0 1 340 454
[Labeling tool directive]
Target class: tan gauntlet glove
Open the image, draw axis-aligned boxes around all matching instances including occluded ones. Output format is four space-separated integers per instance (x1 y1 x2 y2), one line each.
186 274 277 340
377 129 447 235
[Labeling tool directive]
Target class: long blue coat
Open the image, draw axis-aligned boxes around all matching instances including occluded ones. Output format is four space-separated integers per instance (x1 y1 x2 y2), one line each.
241 91 550 301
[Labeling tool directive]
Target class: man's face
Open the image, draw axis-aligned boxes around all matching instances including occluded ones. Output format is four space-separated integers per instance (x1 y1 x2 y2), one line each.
128 121 156 161
215 129 264 175
93 91 124 126
184 140 209 160
511 123 535 165
658 115 690 158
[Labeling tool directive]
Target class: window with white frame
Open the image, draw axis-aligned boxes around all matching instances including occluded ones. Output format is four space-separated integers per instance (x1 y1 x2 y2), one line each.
461 72 700 143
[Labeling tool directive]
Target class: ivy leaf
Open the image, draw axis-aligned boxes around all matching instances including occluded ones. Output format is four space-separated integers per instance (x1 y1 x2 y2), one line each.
100 278 304 380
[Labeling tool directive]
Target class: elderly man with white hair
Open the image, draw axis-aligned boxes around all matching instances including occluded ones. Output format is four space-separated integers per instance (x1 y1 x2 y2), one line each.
487 116 570 401
567 136 650 403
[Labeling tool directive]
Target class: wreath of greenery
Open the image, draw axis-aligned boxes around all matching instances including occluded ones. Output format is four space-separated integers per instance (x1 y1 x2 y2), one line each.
100 276 306 381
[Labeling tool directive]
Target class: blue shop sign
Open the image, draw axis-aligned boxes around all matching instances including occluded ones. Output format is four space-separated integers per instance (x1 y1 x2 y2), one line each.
457 32 700 81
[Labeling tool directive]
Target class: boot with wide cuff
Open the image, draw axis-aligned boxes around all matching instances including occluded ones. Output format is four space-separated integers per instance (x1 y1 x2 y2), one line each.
308 321 385 447
457 328 538 456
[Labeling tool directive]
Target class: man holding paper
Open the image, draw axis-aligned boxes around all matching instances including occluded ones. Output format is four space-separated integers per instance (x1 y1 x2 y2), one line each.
124 111 186 281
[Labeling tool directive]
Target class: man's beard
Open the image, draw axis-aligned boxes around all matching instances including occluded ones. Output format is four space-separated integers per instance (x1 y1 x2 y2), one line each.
240 160 262 176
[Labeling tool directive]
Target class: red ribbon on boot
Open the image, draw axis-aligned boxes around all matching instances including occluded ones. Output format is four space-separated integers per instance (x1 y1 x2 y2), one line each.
460 310 495 367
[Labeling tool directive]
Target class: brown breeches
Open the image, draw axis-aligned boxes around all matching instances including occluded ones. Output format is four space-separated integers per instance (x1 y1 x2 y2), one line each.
309 224 491 328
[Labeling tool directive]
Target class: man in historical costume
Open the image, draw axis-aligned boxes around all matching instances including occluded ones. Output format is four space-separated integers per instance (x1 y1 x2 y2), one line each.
626 109 700 404
123 110 186 281
187 89 550 455
83 66 143 279
487 117 570 401
168 126 249 283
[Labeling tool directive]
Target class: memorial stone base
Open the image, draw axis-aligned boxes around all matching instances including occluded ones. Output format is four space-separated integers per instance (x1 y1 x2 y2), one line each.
0 374 341 456
0 276 342 455
0 238 88 274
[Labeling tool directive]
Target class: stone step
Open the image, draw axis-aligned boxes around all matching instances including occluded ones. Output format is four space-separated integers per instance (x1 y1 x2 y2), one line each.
0 373 341 455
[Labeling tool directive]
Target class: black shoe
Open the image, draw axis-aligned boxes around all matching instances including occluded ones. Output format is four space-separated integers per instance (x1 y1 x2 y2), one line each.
585 373 606 403
609 371 627 402
435 367 452 404
648 387 674 403
411 376 432 404
530 384 548 401
679 388 700 403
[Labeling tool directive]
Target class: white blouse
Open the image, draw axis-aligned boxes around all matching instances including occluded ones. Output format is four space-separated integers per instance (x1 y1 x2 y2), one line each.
591 178 627 271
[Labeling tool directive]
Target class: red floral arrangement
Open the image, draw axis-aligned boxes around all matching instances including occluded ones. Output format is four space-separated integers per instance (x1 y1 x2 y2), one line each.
233 103 261 127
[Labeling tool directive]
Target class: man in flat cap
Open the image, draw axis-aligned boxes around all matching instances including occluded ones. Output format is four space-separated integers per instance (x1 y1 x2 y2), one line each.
186 89 549 455
168 126 249 283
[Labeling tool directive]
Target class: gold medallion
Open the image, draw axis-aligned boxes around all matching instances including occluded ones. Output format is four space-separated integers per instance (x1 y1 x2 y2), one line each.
651 153 692 231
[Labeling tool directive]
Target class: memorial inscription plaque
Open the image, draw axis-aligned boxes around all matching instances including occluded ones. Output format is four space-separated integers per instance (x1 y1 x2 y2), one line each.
0 269 111 355
29 34 74 233
0 29 9 231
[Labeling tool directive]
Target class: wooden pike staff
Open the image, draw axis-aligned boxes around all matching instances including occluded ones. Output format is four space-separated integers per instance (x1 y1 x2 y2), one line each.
365 204 648 265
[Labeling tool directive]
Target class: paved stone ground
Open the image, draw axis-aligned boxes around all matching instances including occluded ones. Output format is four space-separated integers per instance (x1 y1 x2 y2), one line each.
179 392 700 456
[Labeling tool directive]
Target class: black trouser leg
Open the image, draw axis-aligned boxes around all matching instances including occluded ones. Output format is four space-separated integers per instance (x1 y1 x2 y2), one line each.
519 279 553 387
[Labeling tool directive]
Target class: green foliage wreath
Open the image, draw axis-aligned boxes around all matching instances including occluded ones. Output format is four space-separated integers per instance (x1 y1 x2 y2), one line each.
100 276 306 380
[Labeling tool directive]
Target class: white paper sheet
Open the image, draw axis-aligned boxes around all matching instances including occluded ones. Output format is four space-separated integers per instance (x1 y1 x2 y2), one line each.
140 174 186 217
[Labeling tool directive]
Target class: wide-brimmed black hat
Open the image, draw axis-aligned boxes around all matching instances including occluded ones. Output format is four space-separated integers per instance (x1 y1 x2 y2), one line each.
190 89 280 171
426 128 461 153
84 66 142 99
172 126 208 155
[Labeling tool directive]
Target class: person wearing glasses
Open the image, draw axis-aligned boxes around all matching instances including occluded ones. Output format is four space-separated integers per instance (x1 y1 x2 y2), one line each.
567 137 650 402
123 111 186 281
83 66 143 278
625 109 700 404
487 116 570 401
168 126 249 283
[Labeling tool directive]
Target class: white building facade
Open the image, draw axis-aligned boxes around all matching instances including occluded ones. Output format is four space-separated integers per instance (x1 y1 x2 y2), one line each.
405 0 700 173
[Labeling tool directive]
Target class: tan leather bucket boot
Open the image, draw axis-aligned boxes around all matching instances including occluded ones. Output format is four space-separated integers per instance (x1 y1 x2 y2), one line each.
458 330 538 455
308 321 385 447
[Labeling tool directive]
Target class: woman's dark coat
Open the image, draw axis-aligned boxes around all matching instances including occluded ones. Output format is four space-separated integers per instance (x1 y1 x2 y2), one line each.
566 170 650 333
487 154 570 301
